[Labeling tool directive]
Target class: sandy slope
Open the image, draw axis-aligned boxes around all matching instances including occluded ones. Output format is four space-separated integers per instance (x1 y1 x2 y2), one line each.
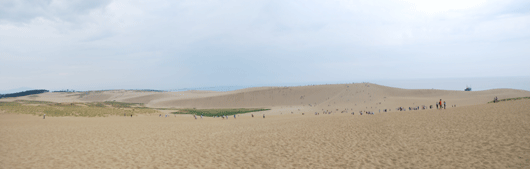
3 83 528 113
1 99 529 168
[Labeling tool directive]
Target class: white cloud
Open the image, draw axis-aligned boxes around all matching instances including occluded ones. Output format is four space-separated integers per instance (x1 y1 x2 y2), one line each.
0 0 529 90
402 0 488 14
0 0 111 23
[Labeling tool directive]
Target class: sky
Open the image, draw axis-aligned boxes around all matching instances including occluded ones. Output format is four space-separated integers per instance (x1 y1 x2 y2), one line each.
1 0 529 92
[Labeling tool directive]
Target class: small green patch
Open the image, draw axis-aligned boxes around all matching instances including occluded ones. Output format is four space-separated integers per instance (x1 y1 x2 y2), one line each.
94 103 106 107
103 101 143 108
172 108 270 117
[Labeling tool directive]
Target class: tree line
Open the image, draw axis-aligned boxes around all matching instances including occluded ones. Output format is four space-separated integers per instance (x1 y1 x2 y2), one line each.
0 89 49 99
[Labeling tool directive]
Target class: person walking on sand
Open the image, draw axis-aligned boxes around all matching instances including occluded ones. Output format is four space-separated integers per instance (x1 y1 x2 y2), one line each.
234 114 236 119
439 99 442 109
263 114 265 118
443 101 446 109
43 114 45 119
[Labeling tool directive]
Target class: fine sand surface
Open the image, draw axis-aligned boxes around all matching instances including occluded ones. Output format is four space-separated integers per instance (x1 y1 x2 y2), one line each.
1 83 530 168
3 83 529 112
1 99 530 168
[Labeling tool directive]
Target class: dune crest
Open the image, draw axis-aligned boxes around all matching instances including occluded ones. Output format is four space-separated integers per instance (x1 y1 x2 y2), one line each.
2 83 528 112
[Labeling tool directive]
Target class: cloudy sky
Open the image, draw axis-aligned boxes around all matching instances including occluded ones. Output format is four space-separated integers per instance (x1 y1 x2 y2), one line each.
1 0 529 91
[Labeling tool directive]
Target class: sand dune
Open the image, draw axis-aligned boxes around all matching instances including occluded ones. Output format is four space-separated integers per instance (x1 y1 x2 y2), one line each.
6 83 528 111
1 83 529 168
1 99 529 168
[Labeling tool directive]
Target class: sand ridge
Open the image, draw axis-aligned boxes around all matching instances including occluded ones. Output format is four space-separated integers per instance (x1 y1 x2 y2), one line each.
5 83 529 111
1 83 530 168
1 99 529 168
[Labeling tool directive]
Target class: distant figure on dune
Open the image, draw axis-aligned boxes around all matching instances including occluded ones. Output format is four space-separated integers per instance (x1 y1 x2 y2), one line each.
436 103 438 109
124 113 126 117
263 114 265 118
494 96 498 103
194 115 197 120
444 101 446 109
234 114 236 119
252 114 254 118
43 114 45 119
439 99 442 109
159 114 161 117
131 114 132 117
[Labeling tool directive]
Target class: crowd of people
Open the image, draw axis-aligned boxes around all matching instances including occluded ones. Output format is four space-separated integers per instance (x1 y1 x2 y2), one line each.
392 99 450 112
144 98 456 121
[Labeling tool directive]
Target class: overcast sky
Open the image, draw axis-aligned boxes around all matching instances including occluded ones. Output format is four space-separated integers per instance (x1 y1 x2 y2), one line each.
1 0 529 91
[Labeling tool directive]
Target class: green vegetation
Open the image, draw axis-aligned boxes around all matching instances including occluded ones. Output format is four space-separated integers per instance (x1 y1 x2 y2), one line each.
103 101 144 108
87 102 106 107
172 108 270 117
488 97 530 103
0 101 158 117
14 100 55 104
0 100 269 118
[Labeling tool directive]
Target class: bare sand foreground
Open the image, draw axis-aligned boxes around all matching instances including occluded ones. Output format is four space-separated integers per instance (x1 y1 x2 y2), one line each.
0 100 529 168
1 84 530 168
